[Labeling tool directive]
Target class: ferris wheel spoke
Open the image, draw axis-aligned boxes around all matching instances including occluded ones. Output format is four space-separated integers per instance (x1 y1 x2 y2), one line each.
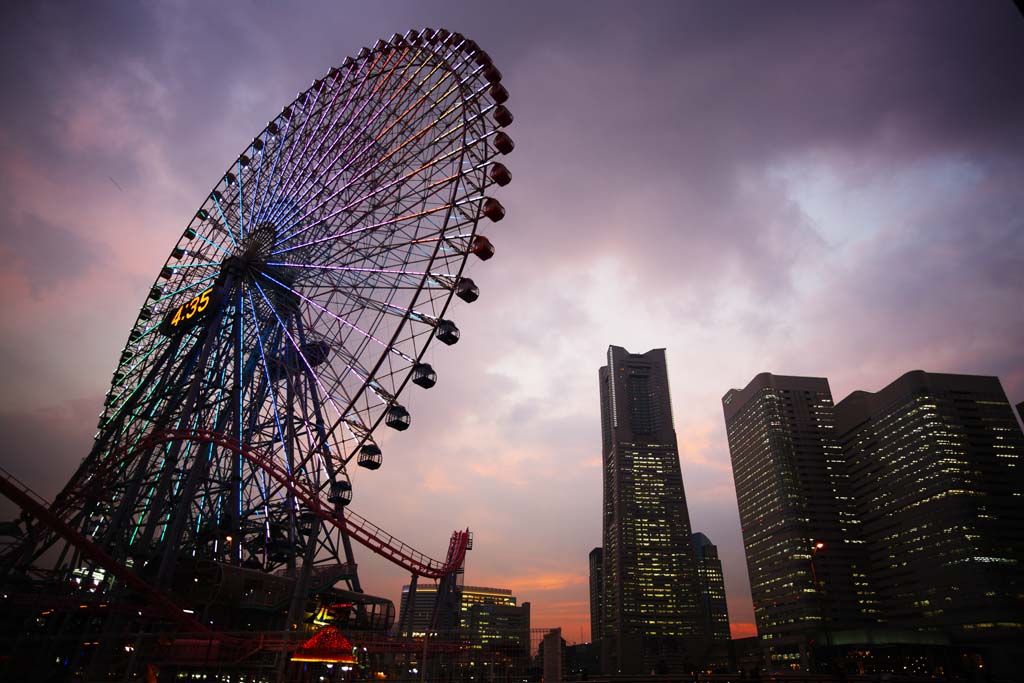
249 106 319 233
242 287 295 475
244 151 269 235
165 261 221 272
265 261 454 280
270 201 456 257
274 136 447 257
250 132 287 230
260 55 386 230
261 271 416 372
190 230 233 256
210 192 240 247
237 158 250 239
274 128 477 256
270 50 457 246
275 154 460 258
267 53 403 221
249 279 349 428
290 142 464 241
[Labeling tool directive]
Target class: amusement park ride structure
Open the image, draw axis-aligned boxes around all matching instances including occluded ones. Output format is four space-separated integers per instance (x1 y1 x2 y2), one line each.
0 27 513 680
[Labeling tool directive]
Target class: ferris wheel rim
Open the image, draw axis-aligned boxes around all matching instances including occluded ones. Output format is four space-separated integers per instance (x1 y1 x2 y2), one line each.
75 28 511 575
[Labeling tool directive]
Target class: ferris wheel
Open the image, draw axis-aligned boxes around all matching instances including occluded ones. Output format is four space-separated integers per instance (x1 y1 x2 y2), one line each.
11 28 513 600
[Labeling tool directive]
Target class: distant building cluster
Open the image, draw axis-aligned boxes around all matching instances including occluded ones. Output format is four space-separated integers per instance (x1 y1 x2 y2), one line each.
398 583 529 643
588 346 1024 680
398 583 532 678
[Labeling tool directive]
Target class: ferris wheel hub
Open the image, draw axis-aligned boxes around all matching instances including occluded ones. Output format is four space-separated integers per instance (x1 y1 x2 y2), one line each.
219 221 279 280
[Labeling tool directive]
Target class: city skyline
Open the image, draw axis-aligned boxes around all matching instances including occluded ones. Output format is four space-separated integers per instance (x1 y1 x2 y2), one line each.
1 2 1023 644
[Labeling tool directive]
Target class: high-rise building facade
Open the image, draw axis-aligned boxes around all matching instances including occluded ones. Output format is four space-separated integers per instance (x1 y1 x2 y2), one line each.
692 532 731 642
589 547 603 646
835 371 1024 645
722 374 872 668
600 346 704 674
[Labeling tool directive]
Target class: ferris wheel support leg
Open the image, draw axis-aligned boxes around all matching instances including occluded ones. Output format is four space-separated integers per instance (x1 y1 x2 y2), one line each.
228 295 244 565
154 280 237 589
20 334 187 572
276 513 322 683
128 328 226 557
398 573 419 638
339 514 363 593
152 406 237 589
283 372 299 573
97 369 190 561
76 331 184 480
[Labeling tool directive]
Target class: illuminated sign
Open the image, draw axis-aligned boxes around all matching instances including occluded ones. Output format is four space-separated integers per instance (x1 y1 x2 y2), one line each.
290 625 357 664
160 286 218 336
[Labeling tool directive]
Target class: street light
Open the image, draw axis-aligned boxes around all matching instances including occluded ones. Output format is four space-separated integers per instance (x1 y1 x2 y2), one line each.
810 542 824 583
809 541 833 672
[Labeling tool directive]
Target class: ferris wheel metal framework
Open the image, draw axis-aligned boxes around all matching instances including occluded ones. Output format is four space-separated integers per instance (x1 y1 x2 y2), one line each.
0 27 513 666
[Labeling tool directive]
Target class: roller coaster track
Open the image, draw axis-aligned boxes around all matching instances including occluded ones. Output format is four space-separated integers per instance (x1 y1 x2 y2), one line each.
0 465 210 633
0 429 468 631
143 429 470 580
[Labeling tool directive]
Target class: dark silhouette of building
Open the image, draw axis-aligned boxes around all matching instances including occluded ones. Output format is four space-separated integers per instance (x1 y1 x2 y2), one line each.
539 628 566 683
693 532 731 642
599 346 704 674
722 374 873 669
835 371 1024 650
589 546 602 648
566 642 601 679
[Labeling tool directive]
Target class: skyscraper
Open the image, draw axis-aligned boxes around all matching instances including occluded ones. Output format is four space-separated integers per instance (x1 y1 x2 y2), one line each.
599 346 704 674
725 370 1024 676
835 371 1024 646
722 374 871 668
589 547 603 647
692 532 731 642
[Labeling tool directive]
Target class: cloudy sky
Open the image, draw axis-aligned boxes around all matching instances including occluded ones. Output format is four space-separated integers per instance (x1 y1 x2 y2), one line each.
1 1 1023 642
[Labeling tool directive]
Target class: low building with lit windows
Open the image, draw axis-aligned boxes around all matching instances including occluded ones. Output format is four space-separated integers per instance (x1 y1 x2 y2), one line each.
398 584 527 647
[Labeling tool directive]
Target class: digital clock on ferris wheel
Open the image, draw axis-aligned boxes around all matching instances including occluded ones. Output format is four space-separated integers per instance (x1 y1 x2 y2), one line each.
160 285 219 336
